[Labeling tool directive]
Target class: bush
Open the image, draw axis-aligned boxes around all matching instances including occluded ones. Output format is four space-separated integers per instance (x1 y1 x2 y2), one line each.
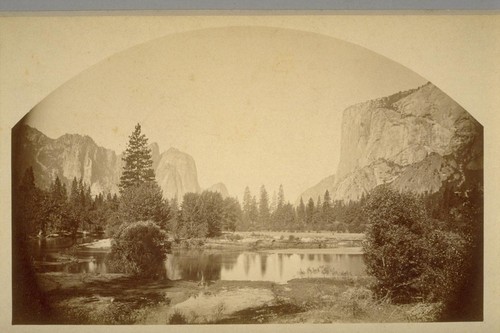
363 186 467 304
168 309 188 324
107 221 168 277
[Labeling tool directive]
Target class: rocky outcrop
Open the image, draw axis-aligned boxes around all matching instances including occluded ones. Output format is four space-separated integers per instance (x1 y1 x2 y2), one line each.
296 175 335 206
331 159 404 202
155 148 201 200
298 82 482 203
13 124 201 199
390 153 460 195
206 182 230 198
12 124 122 195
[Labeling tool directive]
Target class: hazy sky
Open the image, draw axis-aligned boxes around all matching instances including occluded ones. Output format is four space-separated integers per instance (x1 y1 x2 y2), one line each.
26 26 426 201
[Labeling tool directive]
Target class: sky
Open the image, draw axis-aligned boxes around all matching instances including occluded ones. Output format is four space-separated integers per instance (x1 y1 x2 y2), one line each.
25 26 426 201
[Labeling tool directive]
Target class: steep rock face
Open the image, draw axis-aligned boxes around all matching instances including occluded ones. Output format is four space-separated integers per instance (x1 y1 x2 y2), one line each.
13 124 121 195
13 125 202 199
155 148 201 200
331 160 404 202
299 82 482 203
206 182 230 198
296 175 335 205
390 153 460 195
333 82 482 201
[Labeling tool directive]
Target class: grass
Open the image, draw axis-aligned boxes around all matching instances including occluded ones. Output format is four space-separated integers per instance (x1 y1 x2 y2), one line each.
36 256 441 324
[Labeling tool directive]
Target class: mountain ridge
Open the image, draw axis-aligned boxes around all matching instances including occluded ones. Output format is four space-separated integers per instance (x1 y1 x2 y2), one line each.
13 124 201 200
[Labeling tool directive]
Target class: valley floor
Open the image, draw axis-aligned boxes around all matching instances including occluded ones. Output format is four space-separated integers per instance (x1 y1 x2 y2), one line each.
28 232 440 324
35 272 438 324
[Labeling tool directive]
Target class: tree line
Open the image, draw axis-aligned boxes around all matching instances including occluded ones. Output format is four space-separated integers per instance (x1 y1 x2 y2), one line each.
238 185 367 232
13 168 120 238
15 122 479 243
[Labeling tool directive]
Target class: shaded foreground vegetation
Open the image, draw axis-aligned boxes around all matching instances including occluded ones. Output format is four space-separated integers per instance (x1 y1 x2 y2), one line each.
35 272 443 324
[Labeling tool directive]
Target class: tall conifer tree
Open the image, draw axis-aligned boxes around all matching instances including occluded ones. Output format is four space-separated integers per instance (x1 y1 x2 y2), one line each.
306 198 315 224
259 185 270 226
277 184 285 210
297 197 306 225
119 123 155 192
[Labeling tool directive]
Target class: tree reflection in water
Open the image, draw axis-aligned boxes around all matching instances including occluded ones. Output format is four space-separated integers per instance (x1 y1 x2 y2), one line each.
166 250 365 283
165 250 240 281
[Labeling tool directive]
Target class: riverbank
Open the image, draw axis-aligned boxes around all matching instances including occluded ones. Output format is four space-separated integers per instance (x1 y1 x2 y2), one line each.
77 231 365 252
32 232 442 323
35 272 440 324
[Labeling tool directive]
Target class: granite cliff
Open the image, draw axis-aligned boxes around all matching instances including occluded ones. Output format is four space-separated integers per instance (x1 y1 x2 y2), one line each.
155 147 201 200
12 124 201 199
299 82 482 203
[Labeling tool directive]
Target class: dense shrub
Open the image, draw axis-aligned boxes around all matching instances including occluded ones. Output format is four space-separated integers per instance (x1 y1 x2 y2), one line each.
107 221 168 277
363 186 467 304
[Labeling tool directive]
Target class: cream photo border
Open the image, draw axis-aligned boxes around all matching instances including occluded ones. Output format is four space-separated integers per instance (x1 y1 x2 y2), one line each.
0 12 498 333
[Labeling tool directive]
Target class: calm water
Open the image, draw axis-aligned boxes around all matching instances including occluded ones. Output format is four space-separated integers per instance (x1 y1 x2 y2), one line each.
32 237 366 282
165 250 365 283
30 236 108 274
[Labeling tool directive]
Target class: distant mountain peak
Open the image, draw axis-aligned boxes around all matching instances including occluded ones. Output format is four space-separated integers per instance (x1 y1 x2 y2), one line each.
13 126 202 199
206 182 230 198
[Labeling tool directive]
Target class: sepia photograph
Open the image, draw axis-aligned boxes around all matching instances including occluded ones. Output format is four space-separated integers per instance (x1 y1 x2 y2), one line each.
1 12 498 331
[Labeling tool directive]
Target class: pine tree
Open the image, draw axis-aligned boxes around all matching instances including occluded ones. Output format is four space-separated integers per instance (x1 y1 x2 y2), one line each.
47 176 68 232
249 195 259 226
242 186 253 227
271 185 286 227
277 184 285 210
323 190 332 224
316 196 322 212
297 198 306 225
119 123 155 192
306 198 315 225
259 185 270 227
66 177 82 235
270 191 277 214
282 203 297 226
50 176 67 203
70 177 79 204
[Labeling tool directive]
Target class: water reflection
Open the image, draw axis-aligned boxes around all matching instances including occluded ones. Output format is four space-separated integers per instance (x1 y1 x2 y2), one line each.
165 250 239 281
166 250 366 283
32 238 366 283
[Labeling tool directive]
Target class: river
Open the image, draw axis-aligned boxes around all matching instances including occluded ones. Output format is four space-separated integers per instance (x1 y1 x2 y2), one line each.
31 236 366 283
